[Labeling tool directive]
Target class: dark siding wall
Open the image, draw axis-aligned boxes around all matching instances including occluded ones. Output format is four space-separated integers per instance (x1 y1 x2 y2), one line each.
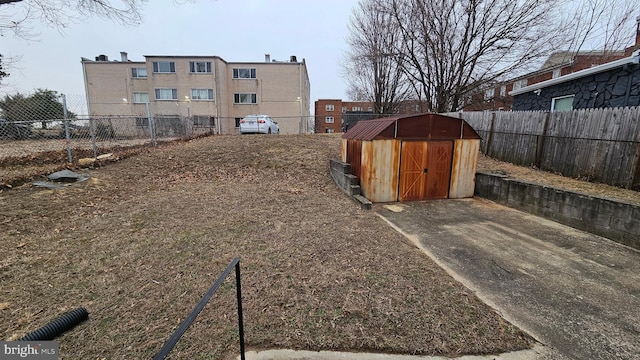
513 64 640 111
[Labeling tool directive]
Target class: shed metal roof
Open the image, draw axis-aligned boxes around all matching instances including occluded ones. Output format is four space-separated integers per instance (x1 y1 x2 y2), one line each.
342 113 480 141
342 117 401 141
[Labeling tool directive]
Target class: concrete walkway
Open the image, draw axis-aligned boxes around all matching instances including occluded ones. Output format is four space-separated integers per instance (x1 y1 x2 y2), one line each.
376 198 640 360
240 344 556 360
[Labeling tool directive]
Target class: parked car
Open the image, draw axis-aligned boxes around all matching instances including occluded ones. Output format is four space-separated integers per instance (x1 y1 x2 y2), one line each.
0 118 32 139
239 114 279 134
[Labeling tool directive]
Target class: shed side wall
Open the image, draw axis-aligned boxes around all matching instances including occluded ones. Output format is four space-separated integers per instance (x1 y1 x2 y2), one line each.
341 138 347 162
360 139 401 202
449 139 480 198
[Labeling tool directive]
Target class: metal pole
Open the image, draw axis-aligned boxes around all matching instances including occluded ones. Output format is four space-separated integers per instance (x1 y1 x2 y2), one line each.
299 63 303 133
235 261 246 360
186 102 191 138
146 101 156 147
62 94 73 163
89 117 97 159
153 258 242 360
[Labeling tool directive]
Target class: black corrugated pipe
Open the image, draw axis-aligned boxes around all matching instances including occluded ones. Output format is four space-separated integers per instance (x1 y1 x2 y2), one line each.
18 307 89 341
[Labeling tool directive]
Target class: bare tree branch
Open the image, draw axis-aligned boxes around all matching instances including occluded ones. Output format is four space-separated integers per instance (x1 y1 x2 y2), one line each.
0 0 147 39
342 0 412 114
343 0 637 113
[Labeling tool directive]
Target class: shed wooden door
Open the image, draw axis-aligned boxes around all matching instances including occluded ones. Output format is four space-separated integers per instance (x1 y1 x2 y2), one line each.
399 141 453 201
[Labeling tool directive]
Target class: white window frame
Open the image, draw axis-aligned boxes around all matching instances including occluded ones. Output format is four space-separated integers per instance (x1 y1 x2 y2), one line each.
342 107 347 113
152 61 176 73
352 106 362 111
190 88 214 101
234 93 257 104
325 104 334 111
368 107 373 112
232 68 257 79
132 67 147 78
325 128 334 133
133 92 149 104
551 95 574 112
484 88 495 100
552 69 561 78
513 79 528 91
154 88 178 100
500 85 506 97
189 61 211 73
325 116 334 123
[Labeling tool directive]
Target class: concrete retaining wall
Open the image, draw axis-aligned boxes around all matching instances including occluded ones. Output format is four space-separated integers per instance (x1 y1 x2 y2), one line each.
330 159 372 210
475 171 640 250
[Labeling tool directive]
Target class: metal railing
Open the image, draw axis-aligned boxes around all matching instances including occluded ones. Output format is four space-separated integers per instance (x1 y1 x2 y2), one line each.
153 257 245 360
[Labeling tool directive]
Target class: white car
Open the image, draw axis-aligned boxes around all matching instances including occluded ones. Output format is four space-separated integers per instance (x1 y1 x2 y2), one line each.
239 114 279 134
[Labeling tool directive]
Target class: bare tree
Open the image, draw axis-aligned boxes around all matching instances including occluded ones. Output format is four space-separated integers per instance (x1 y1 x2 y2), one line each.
0 54 8 84
0 0 147 39
388 0 567 112
343 0 412 114
555 0 637 65
343 0 638 114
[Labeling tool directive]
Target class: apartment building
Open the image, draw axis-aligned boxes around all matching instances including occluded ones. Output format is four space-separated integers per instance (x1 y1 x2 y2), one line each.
81 52 311 134
314 99 374 133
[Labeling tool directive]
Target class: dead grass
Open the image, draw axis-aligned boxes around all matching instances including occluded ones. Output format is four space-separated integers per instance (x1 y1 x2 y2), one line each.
0 134 532 359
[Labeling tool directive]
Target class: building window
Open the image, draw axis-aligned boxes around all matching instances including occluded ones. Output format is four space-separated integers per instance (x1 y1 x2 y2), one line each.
484 88 495 100
135 117 148 127
368 107 373 112
192 115 213 127
190 61 211 73
552 69 561 78
232 68 256 79
342 106 347 113
325 128 334 133
512 79 528 90
155 88 178 100
191 89 214 100
325 104 334 111
235 117 242 128
152 61 176 73
551 95 574 111
133 92 149 104
352 106 362 111
234 93 257 104
132 67 147 78
500 85 506 97
325 116 334 123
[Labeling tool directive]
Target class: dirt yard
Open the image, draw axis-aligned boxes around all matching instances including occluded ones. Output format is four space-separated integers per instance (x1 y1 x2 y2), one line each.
1 134 535 359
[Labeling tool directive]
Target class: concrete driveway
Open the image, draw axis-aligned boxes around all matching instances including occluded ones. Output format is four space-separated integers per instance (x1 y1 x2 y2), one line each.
376 198 640 360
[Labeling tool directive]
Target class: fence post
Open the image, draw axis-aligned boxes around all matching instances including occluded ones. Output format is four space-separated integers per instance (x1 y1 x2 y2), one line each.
486 112 496 156
146 102 156 147
535 112 551 169
88 117 97 159
61 94 73 163
235 261 246 360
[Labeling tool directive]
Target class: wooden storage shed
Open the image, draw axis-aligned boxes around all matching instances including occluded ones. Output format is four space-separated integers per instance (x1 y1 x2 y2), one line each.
341 113 481 202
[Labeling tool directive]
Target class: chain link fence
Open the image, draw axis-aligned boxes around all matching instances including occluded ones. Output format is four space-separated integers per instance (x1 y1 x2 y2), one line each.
0 93 216 164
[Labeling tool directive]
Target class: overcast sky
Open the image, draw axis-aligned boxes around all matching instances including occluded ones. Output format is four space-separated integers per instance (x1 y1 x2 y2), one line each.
1 0 359 107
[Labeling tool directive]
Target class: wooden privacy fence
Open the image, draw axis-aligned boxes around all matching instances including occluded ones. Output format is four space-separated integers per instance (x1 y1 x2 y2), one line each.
444 107 640 189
